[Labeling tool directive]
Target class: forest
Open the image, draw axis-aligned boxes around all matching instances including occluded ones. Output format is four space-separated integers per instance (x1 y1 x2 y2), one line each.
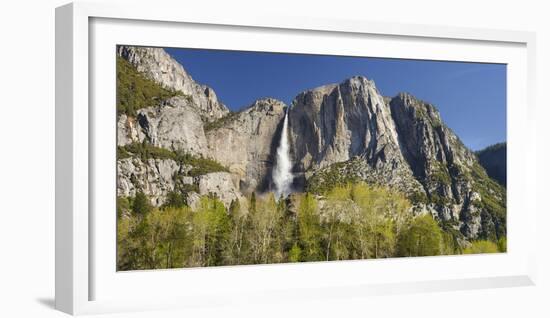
117 182 505 270
116 46 507 270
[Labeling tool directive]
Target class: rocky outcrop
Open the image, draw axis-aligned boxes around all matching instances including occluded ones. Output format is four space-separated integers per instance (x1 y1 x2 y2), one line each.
289 76 423 196
116 46 267 208
117 157 243 209
115 46 505 241
117 96 209 156
197 172 245 209
117 46 229 122
206 98 287 194
389 93 507 240
390 92 477 180
289 77 505 240
117 157 180 206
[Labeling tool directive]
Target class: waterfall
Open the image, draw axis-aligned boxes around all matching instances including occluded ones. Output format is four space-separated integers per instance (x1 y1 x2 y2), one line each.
273 108 293 199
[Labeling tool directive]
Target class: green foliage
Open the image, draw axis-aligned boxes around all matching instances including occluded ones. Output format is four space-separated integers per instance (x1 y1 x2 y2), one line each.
288 244 302 262
295 193 322 261
203 111 239 131
117 183 505 270
117 214 145 270
476 142 507 186
396 214 443 257
431 121 442 129
476 142 506 155
117 206 192 270
470 161 507 241
117 196 131 218
497 237 507 252
174 151 229 176
132 191 152 215
439 220 463 255
305 162 359 194
306 183 412 261
440 231 459 255
408 190 429 205
250 192 257 213
429 161 452 186
117 56 181 116
224 199 249 265
163 191 188 208
349 184 405 259
147 207 193 268
411 102 428 119
463 240 499 254
229 199 240 215
118 141 176 161
118 142 229 177
246 193 285 264
117 146 131 160
191 197 231 266
430 193 452 206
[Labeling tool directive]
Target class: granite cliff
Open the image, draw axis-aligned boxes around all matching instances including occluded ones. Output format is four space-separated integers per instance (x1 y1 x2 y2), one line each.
116 46 506 241
117 46 229 122
205 98 287 194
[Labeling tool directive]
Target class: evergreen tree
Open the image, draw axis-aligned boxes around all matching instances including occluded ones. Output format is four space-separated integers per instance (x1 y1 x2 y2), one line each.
132 191 152 215
164 191 187 208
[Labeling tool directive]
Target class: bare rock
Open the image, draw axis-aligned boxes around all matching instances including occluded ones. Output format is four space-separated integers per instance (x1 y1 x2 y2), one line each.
206 98 287 193
290 76 423 195
117 96 209 156
186 192 202 210
117 46 229 122
117 158 180 206
197 172 244 209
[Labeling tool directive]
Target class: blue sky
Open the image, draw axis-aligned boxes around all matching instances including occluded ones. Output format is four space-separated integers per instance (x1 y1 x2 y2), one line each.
165 48 506 151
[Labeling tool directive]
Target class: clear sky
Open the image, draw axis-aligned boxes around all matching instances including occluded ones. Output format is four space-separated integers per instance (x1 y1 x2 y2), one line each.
165 47 506 151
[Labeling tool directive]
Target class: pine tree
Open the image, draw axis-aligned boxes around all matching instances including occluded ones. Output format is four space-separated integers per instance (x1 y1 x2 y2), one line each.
132 191 152 215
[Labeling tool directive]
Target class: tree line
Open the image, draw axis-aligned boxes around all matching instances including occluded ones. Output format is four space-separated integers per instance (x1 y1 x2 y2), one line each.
117 183 505 270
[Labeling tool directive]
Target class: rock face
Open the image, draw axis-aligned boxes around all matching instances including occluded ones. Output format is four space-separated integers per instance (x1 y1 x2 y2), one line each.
206 98 287 194
391 93 506 241
289 77 505 240
116 46 505 241
390 92 477 181
117 46 229 122
117 96 209 156
197 172 245 209
117 157 242 209
117 157 180 206
290 77 399 168
289 77 423 195
390 93 485 236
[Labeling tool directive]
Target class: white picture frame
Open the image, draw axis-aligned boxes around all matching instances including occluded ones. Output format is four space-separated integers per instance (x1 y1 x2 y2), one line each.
55 2 537 315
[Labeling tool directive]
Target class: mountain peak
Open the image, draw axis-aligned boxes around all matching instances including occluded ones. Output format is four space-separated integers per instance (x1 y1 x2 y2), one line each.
117 46 229 122
343 75 375 87
116 47 506 243
391 92 442 124
241 97 287 116
250 97 286 108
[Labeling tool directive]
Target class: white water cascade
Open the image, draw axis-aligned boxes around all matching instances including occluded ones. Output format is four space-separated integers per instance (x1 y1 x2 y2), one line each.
273 108 293 199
